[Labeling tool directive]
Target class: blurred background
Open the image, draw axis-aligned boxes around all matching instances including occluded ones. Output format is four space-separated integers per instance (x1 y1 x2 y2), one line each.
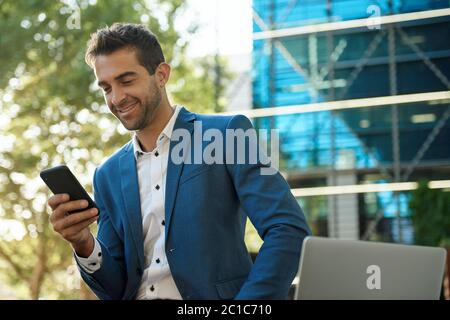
0 0 449 299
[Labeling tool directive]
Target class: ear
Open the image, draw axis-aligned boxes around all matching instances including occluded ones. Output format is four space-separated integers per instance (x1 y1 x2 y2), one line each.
155 62 171 88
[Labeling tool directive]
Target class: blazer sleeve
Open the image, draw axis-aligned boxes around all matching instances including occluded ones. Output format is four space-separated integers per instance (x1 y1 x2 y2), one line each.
76 167 127 300
224 114 312 299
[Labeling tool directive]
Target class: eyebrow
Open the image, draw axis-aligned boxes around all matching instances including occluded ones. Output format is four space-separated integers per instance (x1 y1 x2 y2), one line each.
97 71 138 87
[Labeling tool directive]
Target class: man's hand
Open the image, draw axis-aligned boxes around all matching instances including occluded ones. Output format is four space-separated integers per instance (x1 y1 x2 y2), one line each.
48 194 99 257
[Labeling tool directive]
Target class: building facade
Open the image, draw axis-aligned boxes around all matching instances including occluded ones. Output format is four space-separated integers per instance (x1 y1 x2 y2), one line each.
251 0 450 243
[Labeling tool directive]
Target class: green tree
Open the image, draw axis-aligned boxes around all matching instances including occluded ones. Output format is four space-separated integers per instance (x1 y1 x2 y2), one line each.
0 0 229 299
409 181 450 247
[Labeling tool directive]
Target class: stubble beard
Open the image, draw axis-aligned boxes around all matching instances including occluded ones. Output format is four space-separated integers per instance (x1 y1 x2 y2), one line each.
123 83 162 132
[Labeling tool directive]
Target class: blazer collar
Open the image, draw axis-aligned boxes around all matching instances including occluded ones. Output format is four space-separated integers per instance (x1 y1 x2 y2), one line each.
164 106 196 240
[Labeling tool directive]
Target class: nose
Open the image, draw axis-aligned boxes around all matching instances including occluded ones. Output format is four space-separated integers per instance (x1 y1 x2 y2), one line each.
111 85 126 107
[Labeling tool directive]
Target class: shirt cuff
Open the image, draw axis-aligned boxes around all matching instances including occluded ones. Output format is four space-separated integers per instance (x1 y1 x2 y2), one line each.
74 237 103 274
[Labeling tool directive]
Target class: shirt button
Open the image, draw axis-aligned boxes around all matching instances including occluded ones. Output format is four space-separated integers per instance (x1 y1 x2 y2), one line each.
161 220 165 226
155 151 159 157
98 252 102 257
155 185 160 190
150 285 155 292
156 258 160 264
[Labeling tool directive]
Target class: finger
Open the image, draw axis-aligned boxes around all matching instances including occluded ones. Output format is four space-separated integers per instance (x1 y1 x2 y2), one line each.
62 215 99 240
49 195 72 224
65 207 98 227
54 207 98 232
48 194 70 210
54 199 90 220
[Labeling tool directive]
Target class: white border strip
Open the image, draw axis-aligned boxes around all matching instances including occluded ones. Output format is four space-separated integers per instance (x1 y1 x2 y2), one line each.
253 8 450 40
291 180 450 197
218 91 450 118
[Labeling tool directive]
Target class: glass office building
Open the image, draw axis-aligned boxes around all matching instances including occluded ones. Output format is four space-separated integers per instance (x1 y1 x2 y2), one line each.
251 0 450 243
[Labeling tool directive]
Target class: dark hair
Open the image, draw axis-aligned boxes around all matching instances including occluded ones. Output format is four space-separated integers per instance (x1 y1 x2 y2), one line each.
85 23 165 75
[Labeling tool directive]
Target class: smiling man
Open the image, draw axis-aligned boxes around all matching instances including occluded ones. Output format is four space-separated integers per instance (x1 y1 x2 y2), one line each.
47 23 311 300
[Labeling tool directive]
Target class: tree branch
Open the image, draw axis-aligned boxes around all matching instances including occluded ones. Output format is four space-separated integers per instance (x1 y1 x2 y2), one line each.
0 244 28 282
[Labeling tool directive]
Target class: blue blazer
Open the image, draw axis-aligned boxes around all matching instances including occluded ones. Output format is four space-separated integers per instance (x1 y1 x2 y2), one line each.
78 107 311 300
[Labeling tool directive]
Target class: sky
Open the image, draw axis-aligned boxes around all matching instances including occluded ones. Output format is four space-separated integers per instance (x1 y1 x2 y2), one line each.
177 0 253 57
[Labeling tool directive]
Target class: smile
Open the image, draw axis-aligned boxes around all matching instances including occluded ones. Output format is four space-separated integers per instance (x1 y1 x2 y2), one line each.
118 102 137 115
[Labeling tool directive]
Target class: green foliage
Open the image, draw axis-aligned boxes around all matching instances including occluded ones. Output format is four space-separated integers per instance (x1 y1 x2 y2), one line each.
409 181 450 247
0 0 229 299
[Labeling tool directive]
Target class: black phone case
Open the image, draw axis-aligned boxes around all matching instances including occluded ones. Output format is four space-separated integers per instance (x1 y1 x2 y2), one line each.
39 165 98 214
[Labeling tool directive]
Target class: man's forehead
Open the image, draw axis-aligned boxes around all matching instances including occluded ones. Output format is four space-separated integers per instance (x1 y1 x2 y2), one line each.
94 48 141 80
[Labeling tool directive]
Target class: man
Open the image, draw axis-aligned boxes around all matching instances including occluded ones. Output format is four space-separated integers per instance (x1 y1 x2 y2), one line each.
48 23 311 300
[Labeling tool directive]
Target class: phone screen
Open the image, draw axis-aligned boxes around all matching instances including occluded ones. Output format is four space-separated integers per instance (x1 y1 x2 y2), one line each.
40 165 98 214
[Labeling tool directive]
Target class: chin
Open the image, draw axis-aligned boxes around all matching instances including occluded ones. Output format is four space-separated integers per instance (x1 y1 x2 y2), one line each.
122 121 140 131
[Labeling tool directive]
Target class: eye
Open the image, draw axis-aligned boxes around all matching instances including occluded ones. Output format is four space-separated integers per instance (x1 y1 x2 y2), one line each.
122 80 133 85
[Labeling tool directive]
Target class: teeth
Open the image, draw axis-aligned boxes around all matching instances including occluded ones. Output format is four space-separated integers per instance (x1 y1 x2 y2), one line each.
118 103 136 113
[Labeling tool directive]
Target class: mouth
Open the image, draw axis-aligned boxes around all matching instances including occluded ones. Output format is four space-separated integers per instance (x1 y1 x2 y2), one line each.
117 102 138 116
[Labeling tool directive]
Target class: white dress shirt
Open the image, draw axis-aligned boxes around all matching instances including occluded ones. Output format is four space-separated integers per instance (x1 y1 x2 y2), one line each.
76 105 183 300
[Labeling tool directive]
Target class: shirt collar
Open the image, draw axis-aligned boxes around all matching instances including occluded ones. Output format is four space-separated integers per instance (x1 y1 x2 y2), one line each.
132 105 182 159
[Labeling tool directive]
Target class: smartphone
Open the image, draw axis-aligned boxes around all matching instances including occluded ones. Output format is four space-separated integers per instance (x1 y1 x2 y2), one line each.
40 165 99 214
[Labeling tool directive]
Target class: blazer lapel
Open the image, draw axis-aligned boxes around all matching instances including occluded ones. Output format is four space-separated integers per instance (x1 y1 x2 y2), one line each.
119 143 145 268
165 107 196 239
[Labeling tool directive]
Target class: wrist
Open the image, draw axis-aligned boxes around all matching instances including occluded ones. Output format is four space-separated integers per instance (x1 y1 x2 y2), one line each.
73 233 94 258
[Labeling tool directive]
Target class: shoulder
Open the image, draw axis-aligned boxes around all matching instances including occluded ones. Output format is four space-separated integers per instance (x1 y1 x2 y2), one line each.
194 112 254 131
95 140 132 176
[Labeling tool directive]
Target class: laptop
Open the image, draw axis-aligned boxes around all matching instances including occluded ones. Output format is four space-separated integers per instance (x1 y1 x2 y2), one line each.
294 236 447 300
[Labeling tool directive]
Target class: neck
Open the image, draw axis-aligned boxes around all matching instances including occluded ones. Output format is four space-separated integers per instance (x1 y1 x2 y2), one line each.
136 99 174 152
